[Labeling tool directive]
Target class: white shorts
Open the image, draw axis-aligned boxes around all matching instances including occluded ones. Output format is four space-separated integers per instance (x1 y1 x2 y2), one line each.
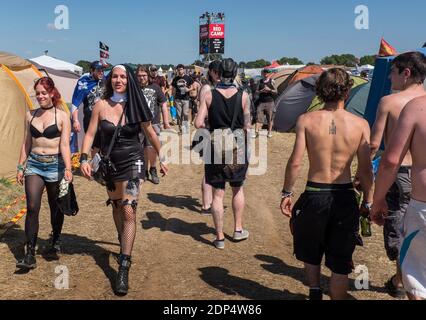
400 199 426 298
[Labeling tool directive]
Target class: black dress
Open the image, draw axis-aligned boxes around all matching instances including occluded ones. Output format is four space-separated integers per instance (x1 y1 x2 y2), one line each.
99 120 144 182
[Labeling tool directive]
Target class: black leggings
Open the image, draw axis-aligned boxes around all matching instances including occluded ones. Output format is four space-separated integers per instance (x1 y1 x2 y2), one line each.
24 175 63 246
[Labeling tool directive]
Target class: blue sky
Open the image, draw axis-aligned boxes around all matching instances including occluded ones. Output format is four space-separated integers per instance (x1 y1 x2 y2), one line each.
2 0 425 65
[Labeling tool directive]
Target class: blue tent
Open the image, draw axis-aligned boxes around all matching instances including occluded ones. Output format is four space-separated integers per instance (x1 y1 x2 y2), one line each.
364 47 426 127
346 82 371 118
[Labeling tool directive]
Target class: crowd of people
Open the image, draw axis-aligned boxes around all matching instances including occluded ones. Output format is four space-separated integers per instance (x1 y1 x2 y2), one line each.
13 51 426 300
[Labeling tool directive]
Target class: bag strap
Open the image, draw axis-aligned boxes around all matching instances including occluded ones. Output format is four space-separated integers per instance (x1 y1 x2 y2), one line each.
229 90 243 131
105 106 126 159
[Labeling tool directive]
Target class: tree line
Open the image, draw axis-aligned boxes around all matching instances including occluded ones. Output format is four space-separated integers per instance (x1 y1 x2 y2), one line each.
76 54 377 74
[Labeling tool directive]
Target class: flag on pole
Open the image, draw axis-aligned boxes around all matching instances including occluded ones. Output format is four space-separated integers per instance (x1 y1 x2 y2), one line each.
99 41 109 52
378 38 397 57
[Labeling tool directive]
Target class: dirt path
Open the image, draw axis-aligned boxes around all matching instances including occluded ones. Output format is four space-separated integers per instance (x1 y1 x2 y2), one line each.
0 133 397 300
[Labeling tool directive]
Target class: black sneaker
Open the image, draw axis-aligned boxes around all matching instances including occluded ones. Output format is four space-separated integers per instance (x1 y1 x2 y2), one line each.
145 170 149 181
149 168 160 185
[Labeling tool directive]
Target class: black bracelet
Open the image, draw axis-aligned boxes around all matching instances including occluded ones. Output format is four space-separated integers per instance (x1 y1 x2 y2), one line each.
80 153 89 163
281 189 294 199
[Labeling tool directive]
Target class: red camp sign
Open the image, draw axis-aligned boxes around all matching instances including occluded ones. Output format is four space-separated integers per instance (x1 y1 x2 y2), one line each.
209 24 225 39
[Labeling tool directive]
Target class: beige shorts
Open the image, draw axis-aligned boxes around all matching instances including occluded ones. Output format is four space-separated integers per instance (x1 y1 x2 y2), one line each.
256 102 274 124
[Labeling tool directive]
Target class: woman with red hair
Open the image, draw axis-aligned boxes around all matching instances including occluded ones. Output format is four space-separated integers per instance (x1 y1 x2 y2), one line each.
16 77 72 270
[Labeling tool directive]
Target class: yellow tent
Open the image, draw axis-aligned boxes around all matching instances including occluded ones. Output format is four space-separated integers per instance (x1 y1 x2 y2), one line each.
0 52 68 180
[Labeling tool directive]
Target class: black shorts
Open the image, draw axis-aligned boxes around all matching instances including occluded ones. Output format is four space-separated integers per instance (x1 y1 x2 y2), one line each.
207 180 245 190
291 182 361 275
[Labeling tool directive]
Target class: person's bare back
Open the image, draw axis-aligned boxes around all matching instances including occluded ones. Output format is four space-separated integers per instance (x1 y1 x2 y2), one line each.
302 109 370 184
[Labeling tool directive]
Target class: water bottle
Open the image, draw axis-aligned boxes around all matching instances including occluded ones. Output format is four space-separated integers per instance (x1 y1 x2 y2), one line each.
360 203 372 238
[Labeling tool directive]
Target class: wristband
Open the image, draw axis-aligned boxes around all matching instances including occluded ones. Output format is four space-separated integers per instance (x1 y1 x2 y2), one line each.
281 190 294 199
17 164 25 172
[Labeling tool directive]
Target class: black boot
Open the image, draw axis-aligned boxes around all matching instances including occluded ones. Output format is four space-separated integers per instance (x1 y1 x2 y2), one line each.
115 255 132 296
149 167 160 185
16 244 37 270
48 232 62 254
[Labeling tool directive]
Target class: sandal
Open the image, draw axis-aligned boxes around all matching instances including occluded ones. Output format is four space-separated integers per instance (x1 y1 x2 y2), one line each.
385 275 406 299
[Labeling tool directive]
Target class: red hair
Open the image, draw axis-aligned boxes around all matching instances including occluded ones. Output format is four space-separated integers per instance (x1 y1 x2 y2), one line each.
34 77 62 107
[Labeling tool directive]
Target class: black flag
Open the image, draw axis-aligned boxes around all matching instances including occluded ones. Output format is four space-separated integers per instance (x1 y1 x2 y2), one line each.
423 42 426 48
99 41 109 52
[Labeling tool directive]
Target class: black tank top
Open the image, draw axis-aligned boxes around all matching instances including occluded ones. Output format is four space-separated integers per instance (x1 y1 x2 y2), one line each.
30 108 61 139
208 89 244 131
258 79 275 103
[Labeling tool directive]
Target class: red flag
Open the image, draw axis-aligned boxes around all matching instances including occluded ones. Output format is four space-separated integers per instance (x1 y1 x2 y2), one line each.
378 38 397 57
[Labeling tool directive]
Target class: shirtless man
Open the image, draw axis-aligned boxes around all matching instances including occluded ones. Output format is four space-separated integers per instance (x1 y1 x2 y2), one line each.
370 51 426 297
280 68 374 300
372 59 426 302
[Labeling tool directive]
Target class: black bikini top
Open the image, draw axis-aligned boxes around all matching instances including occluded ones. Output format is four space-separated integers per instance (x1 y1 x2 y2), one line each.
30 107 61 139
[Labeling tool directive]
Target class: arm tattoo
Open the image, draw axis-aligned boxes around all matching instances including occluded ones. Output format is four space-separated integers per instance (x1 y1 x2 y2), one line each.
329 120 337 135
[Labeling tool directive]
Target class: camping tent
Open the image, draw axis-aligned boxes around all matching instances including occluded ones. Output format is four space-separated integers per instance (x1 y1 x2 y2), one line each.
32 62 80 104
273 75 320 132
264 61 282 72
276 65 324 96
30 54 83 75
270 68 297 94
0 52 71 179
346 82 372 118
274 74 368 132
0 52 45 179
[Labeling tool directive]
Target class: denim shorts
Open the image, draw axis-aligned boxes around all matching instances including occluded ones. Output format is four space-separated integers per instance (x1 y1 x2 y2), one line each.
25 153 65 183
